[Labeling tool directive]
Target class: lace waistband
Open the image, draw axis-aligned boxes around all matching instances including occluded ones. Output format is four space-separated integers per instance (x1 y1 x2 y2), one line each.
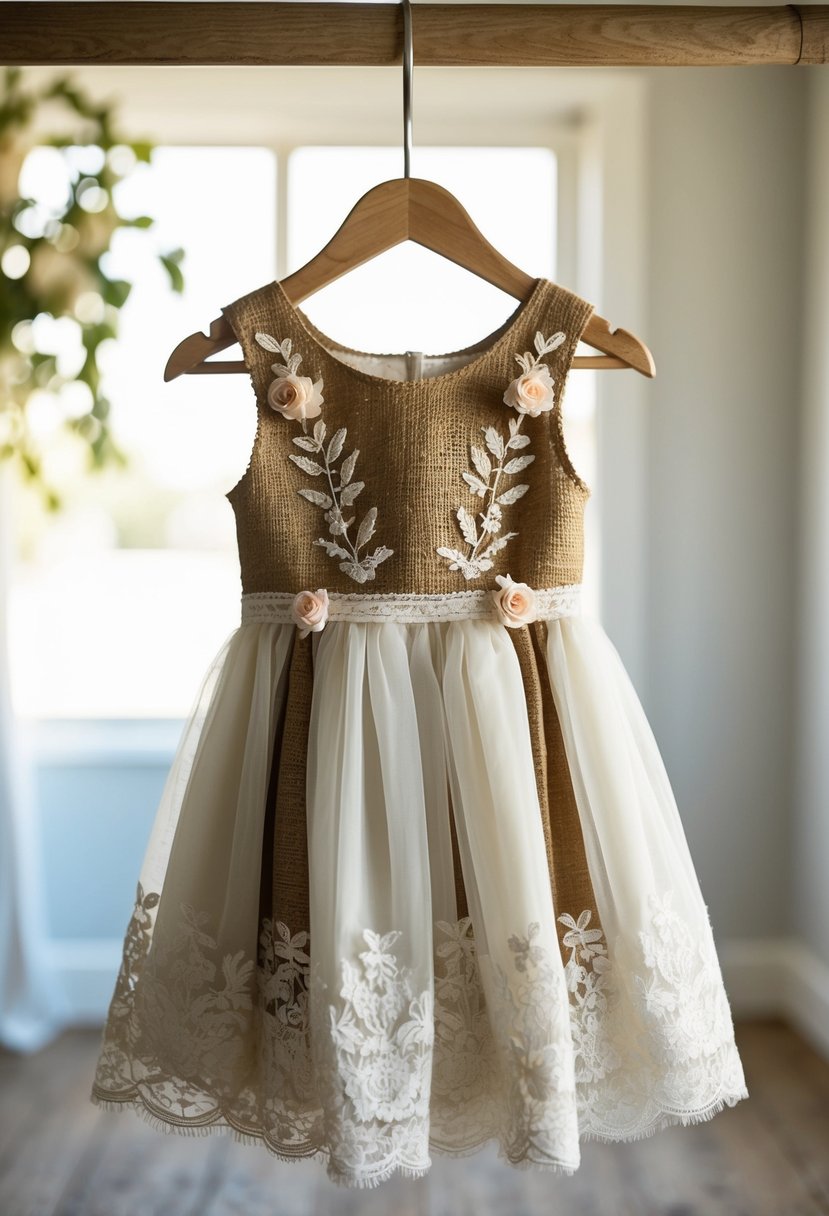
241 585 583 625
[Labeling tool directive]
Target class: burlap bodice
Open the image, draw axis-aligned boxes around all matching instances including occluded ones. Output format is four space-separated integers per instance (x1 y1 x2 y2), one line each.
221 275 595 597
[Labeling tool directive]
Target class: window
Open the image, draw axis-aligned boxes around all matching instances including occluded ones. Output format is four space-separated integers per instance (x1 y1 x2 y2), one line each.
10 146 276 718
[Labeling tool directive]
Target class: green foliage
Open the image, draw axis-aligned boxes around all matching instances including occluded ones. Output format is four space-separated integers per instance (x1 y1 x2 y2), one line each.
0 66 186 510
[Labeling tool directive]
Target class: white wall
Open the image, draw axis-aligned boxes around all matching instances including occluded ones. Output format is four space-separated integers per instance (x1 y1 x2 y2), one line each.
794 69 829 973
644 66 806 943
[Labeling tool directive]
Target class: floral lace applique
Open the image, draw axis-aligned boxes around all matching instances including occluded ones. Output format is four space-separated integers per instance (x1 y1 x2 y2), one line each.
254 333 394 584
310 929 434 1186
556 898 748 1137
487 921 580 1168
633 891 747 1098
437 330 565 580
558 909 622 1089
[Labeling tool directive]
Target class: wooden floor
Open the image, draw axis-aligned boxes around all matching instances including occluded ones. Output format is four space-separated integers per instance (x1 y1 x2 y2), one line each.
1 1020 827 1216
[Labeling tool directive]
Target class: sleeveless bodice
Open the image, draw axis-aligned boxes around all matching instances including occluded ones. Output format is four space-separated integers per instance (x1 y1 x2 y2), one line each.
220 276 596 597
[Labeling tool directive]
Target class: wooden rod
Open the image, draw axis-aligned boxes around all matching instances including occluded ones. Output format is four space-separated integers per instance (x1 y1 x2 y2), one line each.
2 3 827 68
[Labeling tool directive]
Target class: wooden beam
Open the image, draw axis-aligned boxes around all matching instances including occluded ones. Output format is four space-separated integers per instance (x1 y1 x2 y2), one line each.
1 3 827 69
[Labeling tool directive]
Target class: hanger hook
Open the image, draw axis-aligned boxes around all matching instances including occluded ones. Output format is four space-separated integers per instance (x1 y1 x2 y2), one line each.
402 0 413 178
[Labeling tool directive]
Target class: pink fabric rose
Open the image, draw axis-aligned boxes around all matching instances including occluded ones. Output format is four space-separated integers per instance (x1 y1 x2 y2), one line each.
491 573 537 627
503 364 555 416
291 587 329 638
267 372 324 421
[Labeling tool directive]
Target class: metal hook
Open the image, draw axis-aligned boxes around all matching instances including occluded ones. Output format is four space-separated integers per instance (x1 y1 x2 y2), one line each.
402 0 413 178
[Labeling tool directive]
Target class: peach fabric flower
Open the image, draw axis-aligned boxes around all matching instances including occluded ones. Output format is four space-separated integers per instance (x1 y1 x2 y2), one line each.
491 573 537 627
503 364 555 417
291 587 330 638
267 372 324 421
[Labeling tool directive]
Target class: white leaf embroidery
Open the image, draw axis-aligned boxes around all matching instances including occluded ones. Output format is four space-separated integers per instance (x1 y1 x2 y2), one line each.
437 329 568 581
365 546 394 569
439 418 530 579
437 546 469 568
340 480 365 507
483 427 505 460
340 449 359 486
457 505 478 546
356 506 378 550
480 503 502 535
289 454 326 476
478 531 518 559
502 454 535 475
470 445 491 480
339 560 373 583
534 329 566 357
461 471 489 497
298 487 333 509
436 547 489 578
256 332 394 585
327 427 347 463
314 538 352 559
293 435 320 452
496 484 530 506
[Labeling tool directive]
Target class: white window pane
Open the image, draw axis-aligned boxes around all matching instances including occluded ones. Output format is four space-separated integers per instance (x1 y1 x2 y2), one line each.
10 146 276 718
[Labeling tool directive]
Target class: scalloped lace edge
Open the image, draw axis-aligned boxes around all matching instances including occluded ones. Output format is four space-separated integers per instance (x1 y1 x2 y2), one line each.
88 1086 748 1190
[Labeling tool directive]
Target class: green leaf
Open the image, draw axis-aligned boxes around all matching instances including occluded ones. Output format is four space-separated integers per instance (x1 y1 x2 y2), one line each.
160 253 185 294
130 140 154 163
100 279 132 309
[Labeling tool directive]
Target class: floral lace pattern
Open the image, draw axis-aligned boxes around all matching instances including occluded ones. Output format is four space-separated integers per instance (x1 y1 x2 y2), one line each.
309 930 435 1186
254 333 394 584
437 331 564 580
487 922 580 1168
91 882 747 1188
557 896 748 1137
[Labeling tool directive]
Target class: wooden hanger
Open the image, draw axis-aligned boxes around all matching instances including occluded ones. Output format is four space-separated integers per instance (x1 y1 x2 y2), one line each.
164 2 655 383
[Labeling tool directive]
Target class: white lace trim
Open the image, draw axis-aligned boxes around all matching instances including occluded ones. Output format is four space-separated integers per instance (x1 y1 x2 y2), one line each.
91 883 747 1189
241 584 583 625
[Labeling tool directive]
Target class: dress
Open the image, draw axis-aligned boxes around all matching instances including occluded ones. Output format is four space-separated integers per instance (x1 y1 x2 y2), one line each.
89 274 748 1188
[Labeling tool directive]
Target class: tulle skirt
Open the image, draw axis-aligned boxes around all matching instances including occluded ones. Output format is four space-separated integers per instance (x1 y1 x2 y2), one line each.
89 606 748 1189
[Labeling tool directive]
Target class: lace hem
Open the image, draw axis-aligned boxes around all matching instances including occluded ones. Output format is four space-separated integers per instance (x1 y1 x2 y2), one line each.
240 584 583 625
90 884 747 1189
88 1084 747 1189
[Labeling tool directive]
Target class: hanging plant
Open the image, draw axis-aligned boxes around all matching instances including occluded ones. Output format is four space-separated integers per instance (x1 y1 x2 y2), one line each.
0 66 185 510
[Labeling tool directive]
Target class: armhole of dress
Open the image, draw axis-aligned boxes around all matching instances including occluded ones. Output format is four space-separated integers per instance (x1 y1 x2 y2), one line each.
220 300 264 505
546 290 596 500
551 368 592 499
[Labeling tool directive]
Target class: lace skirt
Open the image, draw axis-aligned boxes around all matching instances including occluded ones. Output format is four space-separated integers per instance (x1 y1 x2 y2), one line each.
89 587 748 1189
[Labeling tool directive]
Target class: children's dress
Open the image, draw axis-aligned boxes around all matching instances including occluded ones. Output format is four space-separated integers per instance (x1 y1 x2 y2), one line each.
89 275 748 1188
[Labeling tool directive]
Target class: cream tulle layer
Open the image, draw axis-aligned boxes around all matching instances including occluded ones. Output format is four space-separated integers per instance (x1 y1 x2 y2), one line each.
90 613 748 1190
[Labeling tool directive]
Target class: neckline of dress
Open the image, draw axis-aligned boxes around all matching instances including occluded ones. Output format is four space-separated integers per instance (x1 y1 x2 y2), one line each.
266 275 551 391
